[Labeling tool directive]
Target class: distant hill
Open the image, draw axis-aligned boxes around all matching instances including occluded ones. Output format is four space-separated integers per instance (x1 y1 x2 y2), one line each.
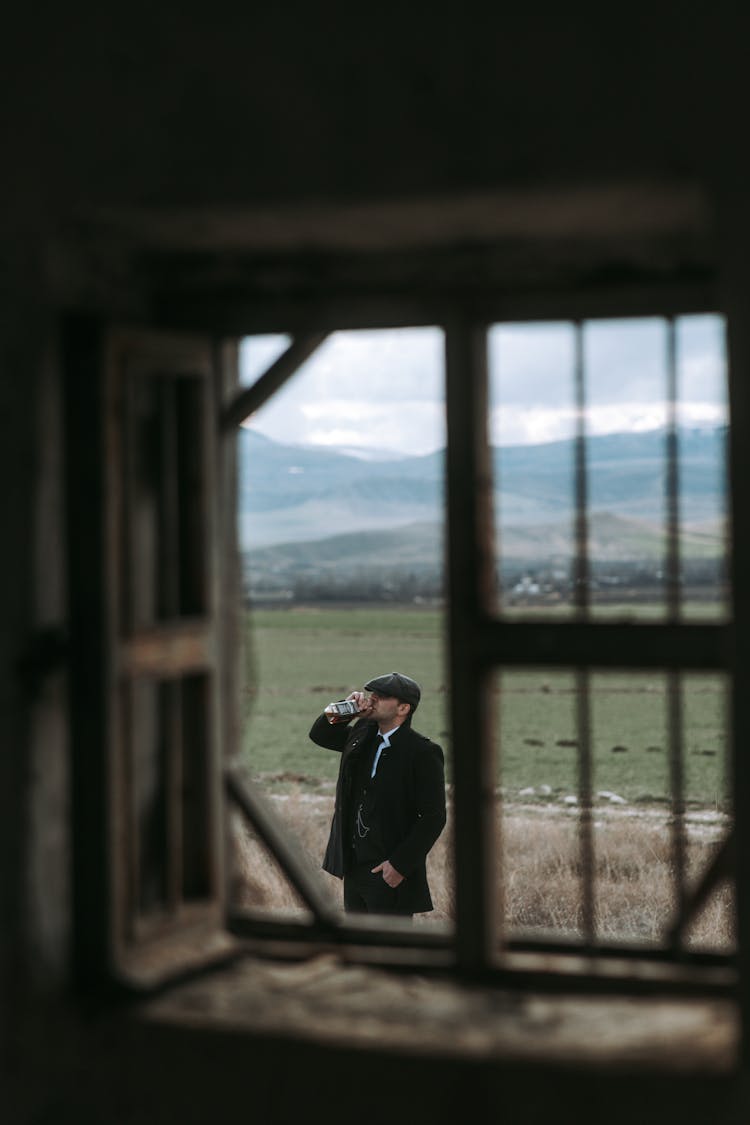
245 511 724 588
238 430 442 547
239 425 727 551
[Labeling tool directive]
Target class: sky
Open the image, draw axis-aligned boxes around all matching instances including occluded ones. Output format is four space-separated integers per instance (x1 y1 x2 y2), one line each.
239 315 727 460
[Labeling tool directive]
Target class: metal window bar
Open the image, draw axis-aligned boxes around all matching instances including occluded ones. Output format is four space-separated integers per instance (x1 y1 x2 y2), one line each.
665 319 682 623
575 670 595 945
667 670 687 947
665 318 688 945
572 321 591 620
572 321 596 947
444 315 498 976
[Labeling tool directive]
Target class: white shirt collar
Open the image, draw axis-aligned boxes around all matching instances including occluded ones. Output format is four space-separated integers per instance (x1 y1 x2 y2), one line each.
371 726 400 778
377 725 400 746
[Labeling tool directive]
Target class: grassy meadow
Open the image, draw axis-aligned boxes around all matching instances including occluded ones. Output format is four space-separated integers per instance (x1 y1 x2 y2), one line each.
242 605 446 787
242 604 729 807
236 602 733 948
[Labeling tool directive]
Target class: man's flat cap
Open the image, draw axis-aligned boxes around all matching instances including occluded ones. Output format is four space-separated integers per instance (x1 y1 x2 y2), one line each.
364 672 421 710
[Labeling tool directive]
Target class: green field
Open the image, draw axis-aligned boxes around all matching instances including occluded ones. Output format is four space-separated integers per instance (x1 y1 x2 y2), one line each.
242 605 729 807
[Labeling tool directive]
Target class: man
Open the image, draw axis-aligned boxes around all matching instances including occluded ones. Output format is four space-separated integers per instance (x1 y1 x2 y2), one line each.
309 671 446 917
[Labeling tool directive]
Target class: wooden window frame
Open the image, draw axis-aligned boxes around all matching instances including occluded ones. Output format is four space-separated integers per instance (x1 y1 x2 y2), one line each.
226 289 738 995
64 274 746 1033
64 321 237 989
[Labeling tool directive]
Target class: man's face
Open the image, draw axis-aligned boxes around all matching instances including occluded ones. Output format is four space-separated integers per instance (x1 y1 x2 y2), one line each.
369 692 409 728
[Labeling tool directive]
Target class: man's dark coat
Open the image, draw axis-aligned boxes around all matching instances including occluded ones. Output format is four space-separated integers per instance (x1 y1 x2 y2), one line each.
309 713 447 913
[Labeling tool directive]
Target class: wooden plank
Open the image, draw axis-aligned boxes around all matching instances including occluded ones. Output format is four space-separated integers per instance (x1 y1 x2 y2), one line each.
217 339 242 770
166 679 183 914
200 346 225 911
118 621 215 676
122 678 139 938
216 339 244 930
225 765 341 929
724 233 750 1068
153 269 717 338
228 909 452 951
474 620 728 670
176 374 212 615
160 379 180 618
184 920 738 1003
575 668 596 945
63 315 112 988
119 918 241 990
667 832 735 948
444 315 498 974
74 324 231 985
221 333 329 430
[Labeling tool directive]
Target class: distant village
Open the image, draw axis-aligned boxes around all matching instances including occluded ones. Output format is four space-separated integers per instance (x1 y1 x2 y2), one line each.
243 554 726 607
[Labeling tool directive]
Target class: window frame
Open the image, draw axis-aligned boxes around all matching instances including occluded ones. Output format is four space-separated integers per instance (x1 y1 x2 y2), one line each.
64 321 237 989
226 287 737 999
65 271 743 1014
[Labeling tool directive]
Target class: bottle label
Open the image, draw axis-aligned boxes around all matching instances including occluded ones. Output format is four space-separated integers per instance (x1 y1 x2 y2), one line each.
325 699 360 724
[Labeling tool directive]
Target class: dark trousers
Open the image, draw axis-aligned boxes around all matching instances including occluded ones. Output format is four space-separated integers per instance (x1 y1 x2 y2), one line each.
343 864 413 918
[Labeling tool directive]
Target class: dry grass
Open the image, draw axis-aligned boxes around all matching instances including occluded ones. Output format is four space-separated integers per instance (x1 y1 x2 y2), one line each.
231 790 734 952
500 809 733 949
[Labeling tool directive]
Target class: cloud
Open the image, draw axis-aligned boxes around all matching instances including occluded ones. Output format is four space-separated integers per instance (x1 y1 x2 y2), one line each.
241 328 445 455
491 401 727 447
304 399 446 456
240 316 726 454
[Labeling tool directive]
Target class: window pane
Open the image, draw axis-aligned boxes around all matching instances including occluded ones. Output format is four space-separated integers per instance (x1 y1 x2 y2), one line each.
497 669 579 940
489 316 729 623
496 666 732 950
583 319 669 620
676 316 730 620
180 674 214 900
130 677 169 918
488 323 576 616
126 674 215 923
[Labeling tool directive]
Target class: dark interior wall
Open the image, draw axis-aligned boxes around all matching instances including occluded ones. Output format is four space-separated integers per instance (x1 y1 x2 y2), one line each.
6 1009 741 1125
2 7 744 216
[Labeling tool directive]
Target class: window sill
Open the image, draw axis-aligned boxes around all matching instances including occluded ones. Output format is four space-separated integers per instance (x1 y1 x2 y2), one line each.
137 949 737 1074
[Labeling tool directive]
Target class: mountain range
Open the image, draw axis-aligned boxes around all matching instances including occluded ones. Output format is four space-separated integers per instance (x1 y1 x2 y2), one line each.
238 427 727 575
